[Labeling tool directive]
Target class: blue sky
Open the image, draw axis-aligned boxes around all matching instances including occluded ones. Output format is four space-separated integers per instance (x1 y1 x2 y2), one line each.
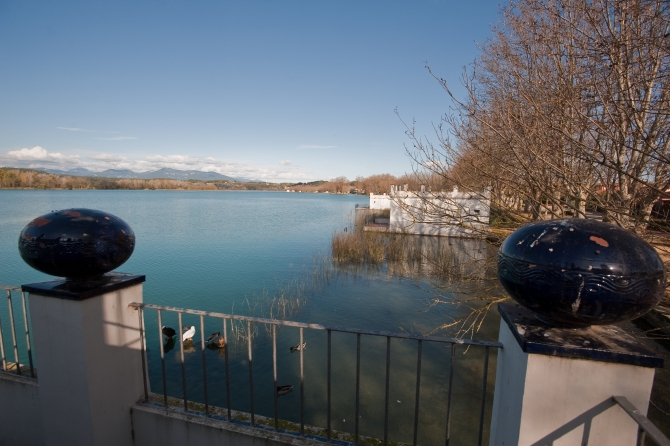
0 1 501 182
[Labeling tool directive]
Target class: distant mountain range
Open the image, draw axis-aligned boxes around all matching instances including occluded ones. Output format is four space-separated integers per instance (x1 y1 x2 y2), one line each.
36 167 242 182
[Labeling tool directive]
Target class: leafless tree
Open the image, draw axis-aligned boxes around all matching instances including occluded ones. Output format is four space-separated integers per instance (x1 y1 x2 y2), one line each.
403 0 670 234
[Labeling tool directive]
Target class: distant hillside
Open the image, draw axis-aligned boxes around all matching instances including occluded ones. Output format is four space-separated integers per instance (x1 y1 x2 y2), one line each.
0 167 297 191
37 167 240 182
291 180 327 187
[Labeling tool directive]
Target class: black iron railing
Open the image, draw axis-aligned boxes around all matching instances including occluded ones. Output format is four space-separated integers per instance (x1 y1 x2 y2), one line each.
130 301 502 445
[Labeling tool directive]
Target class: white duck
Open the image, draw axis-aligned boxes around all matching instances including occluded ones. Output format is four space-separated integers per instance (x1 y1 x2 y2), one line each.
182 326 196 342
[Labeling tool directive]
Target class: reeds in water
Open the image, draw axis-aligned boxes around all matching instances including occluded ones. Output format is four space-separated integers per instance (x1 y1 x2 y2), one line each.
224 253 334 348
331 231 387 263
331 220 508 340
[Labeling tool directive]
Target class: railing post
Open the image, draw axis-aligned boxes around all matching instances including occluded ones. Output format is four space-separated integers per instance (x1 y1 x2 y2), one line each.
489 304 662 446
23 273 146 446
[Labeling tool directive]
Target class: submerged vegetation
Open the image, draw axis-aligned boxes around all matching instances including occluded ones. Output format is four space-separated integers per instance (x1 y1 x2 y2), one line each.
227 209 505 342
225 254 334 344
332 212 508 339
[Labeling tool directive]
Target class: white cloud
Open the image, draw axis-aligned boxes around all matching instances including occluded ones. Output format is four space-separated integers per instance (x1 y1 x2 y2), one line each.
57 127 95 132
5 146 79 162
297 145 335 149
0 147 317 182
145 155 199 164
91 153 127 162
93 136 138 141
7 146 50 160
1 146 81 169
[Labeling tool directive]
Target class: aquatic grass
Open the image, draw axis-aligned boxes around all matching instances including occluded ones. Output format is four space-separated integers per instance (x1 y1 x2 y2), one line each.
331 229 420 265
331 218 509 340
227 297 261 344
332 231 364 263
265 253 334 319
331 230 388 263
267 275 307 321
332 211 392 264
233 211 505 343
364 233 386 262
334 227 496 284
386 233 404 262
224 252 336 344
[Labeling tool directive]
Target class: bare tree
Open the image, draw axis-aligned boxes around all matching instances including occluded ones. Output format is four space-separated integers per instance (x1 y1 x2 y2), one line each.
403 0 670 234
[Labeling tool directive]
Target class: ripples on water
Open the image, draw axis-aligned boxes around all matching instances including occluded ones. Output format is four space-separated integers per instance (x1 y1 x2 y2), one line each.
0 190 503 444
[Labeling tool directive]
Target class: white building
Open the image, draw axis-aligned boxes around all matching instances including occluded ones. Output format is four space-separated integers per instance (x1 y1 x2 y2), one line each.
369 185 491 237
369 192 392 210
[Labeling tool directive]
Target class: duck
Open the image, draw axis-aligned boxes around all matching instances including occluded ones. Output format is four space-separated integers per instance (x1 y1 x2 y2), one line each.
162 326 176 340
289 342 306 352
277 385 293 396
205 332 220 344
217 336 226 348
182 326 196 342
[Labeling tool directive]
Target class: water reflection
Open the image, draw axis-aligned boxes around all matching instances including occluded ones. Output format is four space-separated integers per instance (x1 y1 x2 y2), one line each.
163 338 175 353
145 322 498 446
277 385 293 396
206 343 227 358
3 191 506 443
385 235 493 282
145 235 506 445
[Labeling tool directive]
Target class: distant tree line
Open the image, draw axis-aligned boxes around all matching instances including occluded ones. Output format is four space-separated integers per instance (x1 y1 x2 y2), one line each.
2 167 433 195
0 168 297 191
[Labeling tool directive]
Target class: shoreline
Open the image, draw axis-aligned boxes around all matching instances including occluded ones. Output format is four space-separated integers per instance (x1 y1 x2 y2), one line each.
0 187 362 194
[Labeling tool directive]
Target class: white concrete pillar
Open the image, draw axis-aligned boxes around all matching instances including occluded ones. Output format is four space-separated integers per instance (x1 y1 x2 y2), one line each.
490 304 660 446
24 273 146 446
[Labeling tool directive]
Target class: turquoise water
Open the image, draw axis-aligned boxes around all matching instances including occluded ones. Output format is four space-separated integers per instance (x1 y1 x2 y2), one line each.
0 190 500 444
0 190 361 308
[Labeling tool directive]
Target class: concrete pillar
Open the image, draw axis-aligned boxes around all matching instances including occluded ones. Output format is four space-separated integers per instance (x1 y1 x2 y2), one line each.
23 273 146 446
490 304 661 446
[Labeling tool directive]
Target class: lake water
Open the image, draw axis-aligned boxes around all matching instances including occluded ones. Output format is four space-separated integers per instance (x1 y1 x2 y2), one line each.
0 190 501 445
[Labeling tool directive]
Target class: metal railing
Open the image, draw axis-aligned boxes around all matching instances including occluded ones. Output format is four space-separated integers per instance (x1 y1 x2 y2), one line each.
0 288 665 444
0 286 35 379
613 396 670 446
529 394 670 445
129 301 502 446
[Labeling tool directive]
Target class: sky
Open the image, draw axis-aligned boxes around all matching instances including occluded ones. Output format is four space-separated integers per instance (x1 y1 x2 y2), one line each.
0 1 501 182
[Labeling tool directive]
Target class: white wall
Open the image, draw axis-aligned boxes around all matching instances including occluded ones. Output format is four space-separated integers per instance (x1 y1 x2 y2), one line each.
369 193 392 210
0 373 326 446
388 188 491 237
0 373 43 446
29 283 145 446
489 319 655 445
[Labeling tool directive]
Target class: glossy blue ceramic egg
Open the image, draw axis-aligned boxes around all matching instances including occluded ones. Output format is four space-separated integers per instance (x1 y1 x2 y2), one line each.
18 208 135 279
498 218 666 327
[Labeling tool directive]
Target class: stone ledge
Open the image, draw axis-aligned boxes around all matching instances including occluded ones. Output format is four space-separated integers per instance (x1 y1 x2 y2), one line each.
132 401 329 446
22 272 145 300
499 303 664 368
